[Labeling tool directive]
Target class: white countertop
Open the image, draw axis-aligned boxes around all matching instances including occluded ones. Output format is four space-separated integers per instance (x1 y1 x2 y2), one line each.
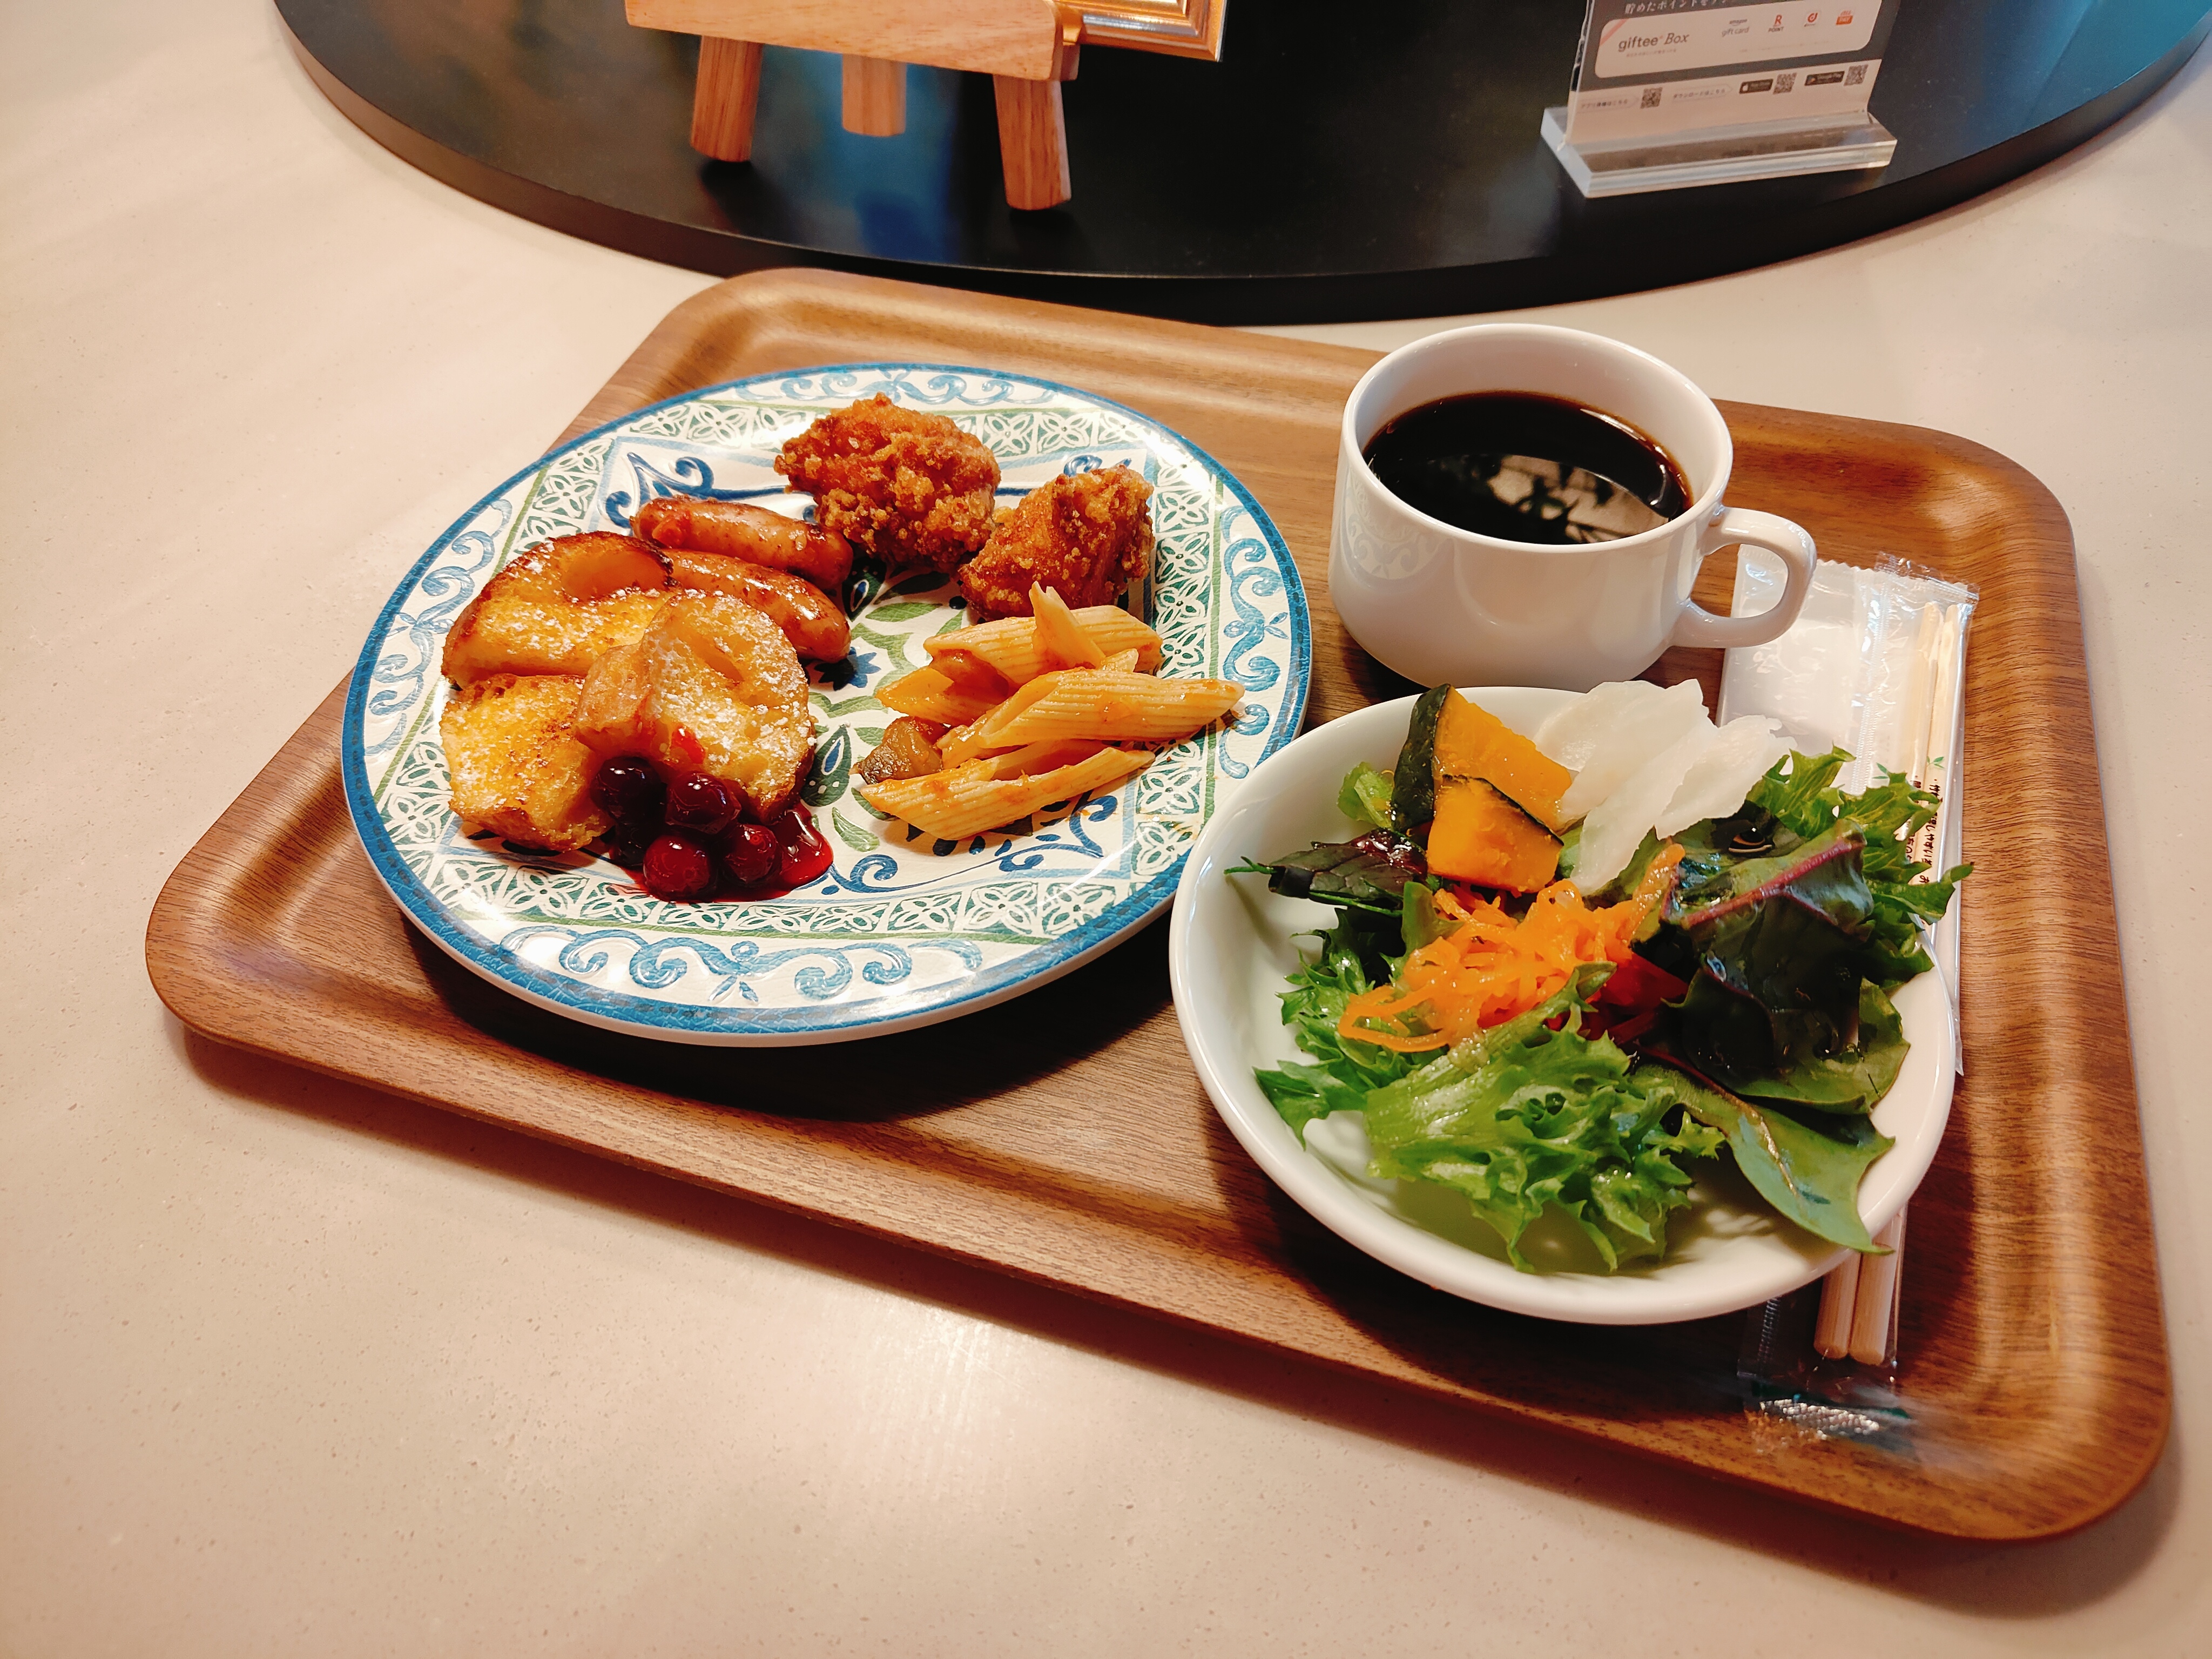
5 3 2207 1652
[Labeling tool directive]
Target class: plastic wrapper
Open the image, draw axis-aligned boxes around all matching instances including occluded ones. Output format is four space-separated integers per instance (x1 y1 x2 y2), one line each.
1720 551 1975 1074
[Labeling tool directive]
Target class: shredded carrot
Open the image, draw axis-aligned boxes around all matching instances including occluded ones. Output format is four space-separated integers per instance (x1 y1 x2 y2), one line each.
1339 845 1685 1053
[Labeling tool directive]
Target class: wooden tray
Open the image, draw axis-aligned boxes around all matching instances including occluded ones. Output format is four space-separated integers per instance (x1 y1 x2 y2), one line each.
146 269 2168 1541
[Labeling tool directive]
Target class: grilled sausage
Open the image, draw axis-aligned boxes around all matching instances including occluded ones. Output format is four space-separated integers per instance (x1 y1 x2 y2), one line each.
631 496 853 594
663 548 851 662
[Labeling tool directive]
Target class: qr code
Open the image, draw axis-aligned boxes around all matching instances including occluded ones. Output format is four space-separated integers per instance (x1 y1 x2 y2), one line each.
1774 72 1796 93
1640 86 1663 109
1846 63 1867 85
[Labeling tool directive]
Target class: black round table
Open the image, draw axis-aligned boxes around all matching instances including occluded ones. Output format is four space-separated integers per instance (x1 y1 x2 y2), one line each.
282 0 2210 325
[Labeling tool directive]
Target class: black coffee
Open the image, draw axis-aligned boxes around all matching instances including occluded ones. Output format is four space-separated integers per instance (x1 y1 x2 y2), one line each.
1361 392 1691 544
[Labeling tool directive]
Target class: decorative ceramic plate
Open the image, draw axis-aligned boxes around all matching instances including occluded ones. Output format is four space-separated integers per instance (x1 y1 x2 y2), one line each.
343 365 1310 1044
1168 689 1954 1325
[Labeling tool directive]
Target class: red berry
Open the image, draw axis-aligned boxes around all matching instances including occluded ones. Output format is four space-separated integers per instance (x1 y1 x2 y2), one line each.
603 820 656 869
769 806 833 888
641 832 716 901
590 756 663 821
720 822 780 887
665 772 738 836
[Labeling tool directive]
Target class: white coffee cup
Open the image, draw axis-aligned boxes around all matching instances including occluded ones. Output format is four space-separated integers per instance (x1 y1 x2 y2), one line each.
1328 323 1817 691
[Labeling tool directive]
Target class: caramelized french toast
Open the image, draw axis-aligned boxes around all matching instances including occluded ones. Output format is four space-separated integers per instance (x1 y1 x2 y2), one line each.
574 592 814 820
439 673 610 851
440 532 672 683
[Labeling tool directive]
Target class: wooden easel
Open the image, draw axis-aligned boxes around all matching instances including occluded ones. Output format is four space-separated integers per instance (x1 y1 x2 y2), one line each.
625 2 1228 210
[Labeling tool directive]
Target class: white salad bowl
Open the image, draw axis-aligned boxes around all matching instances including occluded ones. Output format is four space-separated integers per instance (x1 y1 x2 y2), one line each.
1167 688 1955 1326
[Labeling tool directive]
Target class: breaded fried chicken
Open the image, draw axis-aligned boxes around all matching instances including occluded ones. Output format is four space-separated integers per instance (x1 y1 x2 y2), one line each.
774 394 999 573
957 466 1155 620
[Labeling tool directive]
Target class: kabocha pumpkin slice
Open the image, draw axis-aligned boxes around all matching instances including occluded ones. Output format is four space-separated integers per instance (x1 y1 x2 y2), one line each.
1433 692 1573 835
440 532 673 683
1426 777 1560 893
574 592 814 820
440 673 610 852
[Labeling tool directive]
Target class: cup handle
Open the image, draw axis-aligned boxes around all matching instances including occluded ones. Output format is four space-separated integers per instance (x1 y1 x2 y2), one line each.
1670 507 1817 651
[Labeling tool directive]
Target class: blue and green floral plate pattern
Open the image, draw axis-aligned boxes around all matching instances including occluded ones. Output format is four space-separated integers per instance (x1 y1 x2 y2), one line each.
343 365 1310 1045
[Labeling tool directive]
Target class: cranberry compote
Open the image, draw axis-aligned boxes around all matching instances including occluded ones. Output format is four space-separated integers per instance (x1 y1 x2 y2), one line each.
769 806 833 888
640 832 716 901
590 756 663 821
595 757 832 904
665 772 738 836
720 822 780 887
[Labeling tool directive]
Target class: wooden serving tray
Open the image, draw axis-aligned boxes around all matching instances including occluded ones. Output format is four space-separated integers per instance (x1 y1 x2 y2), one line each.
146 270 2167 1540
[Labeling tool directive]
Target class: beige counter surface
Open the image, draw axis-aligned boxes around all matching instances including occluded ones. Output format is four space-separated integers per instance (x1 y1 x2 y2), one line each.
4 4 2208 1653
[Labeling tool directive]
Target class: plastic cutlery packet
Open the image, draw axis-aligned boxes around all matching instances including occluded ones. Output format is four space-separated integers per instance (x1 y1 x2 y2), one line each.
1719 552 1977 1070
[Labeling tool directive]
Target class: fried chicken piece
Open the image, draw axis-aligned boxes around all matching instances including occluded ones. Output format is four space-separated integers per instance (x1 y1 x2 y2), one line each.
957 467 1155 621
774 395 999 573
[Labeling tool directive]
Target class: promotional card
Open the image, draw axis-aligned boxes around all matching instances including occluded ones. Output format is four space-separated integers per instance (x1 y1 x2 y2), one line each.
1563 2 1901 144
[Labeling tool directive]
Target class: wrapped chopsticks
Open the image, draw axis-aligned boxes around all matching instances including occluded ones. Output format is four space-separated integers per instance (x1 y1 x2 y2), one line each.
1722 554 1977 1365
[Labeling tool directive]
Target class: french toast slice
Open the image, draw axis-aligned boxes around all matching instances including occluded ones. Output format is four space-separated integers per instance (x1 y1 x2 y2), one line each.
439 673 610 851
574 592 814 820
441 532 672 683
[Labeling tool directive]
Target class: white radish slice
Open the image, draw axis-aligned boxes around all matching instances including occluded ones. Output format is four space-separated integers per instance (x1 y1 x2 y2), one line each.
1533 680 1650 772
1654 716 1790 838
1573 719 1719 893
1548 678 1710 824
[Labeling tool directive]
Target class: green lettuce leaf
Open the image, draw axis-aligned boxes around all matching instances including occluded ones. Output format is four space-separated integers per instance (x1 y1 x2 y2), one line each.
1359 969 1717 1271
1671 979 1907 1115
1337 762 1397 833
1636 1063 1893 1252
1648 823 1915 1114
1253 911 1415 1136
1398 878 1452 953
1742 747 1972 981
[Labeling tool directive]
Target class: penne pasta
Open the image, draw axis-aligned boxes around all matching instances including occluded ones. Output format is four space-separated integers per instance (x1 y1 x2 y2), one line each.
927 605 1162 684
874 664 1004 725
858 746 1151 841
982 669 1242 747
971 671 1064 744
1029 584 1107 670
877 610 1225 845
930 649 1016 702
934 714 1000 768
977 739 1110 778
